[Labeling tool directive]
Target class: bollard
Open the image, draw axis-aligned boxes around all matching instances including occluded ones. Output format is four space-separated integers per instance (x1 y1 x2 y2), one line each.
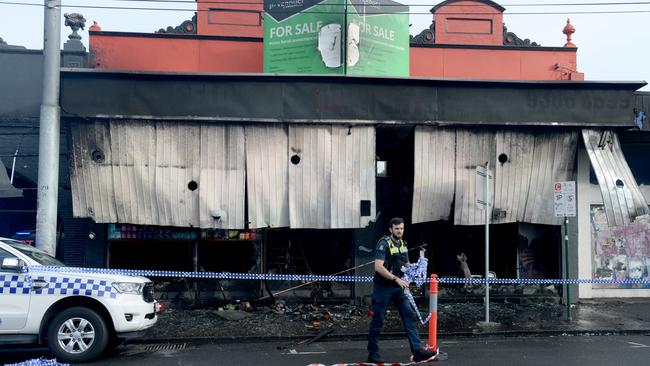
428 274 438 351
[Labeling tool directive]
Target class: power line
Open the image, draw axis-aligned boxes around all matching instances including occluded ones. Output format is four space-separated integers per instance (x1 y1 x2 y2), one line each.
37 0 650 6
2 1 650 15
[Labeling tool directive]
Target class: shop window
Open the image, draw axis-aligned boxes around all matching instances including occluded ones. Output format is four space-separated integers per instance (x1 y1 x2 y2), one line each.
198 241 259 273
109 240 193 271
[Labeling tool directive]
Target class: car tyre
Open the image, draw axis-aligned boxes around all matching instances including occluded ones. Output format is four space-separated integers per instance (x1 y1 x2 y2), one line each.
46 306 109 363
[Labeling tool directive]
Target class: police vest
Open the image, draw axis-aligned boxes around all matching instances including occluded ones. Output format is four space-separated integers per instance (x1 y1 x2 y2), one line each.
374 236 408 286
386 236 408 255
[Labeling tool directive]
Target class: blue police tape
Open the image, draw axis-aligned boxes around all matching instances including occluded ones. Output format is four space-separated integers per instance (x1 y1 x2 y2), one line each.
401 256 432 325
3 358 69 366
25 265 650 285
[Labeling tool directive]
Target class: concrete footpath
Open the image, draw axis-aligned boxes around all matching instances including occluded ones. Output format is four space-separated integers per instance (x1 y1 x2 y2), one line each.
132 298 650 345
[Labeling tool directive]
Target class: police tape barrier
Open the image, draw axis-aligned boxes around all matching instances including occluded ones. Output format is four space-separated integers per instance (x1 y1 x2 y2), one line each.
26 265 650 285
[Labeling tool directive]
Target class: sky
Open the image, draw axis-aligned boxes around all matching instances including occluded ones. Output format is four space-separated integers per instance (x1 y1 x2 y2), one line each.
1 0 649 90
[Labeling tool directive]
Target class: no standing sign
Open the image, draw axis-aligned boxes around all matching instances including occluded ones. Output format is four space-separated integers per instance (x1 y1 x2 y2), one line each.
554 181 576 217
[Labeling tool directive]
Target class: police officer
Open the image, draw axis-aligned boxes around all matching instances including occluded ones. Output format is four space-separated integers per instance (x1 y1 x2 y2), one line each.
367 217 435 363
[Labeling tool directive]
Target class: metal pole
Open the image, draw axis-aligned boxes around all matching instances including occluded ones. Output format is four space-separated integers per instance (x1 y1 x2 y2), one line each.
564 216 572 321
485 162 490 324
35 0 62 255
343 0 348 75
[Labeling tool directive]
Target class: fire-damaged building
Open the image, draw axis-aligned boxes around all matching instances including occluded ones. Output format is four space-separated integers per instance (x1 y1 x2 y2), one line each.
2 0 649 304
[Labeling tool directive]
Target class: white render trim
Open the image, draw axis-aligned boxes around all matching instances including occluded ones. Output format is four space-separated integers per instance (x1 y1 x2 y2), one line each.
577 147 650 299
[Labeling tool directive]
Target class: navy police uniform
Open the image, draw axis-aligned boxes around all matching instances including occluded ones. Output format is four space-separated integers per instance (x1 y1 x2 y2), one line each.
367 235 424 360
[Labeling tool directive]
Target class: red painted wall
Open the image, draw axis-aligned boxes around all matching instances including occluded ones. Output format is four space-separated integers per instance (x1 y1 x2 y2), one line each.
89 32 582 80
88 0 582 80
196 0 263 38
434 1 504 46
90 33 263 73
411 46 582 80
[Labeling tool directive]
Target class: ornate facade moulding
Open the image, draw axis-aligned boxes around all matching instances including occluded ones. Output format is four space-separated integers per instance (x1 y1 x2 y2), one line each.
503 25 540 47
156 13 197 34
0 37 26 49
410 22 435 45
410 23 541 47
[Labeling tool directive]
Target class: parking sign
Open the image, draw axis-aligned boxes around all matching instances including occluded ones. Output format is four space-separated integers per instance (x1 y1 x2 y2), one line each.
554 181 576 217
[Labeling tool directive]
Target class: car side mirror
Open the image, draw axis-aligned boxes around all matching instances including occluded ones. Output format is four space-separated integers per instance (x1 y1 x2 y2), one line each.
1 257 24 272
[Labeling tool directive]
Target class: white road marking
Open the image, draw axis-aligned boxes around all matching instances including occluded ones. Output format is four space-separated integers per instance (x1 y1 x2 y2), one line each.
283 348 327 355
627 342 649 348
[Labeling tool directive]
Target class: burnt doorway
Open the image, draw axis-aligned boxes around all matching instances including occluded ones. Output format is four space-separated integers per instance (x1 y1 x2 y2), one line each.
374 126 415 233
409 221 562 280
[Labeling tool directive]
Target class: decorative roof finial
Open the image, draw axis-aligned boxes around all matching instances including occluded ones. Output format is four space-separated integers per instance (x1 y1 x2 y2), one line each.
63 13 87 51
563 18 576 48
64 13 86 41
89 21 102 32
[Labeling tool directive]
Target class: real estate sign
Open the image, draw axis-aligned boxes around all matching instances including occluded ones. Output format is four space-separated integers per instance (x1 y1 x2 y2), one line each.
264 0 345 74
263 0 409 76
345 0 409 76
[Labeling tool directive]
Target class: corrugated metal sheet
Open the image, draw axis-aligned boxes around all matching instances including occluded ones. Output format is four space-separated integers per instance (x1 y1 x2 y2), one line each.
199 124 245 229
245 125 289 228
521 131 577 225
582 129 649 226
70 120 117 222
454 129 496 226
492 130 535 224
287 125 376 228
412 126 455 223
110 120 158 225
0 159 23 198
330 126 376 228
288 125 332 228
70 121 245 228
157 122 201 227
449 129 577 226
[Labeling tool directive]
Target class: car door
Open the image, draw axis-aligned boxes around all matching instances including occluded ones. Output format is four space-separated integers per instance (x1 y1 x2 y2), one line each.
0 247 31 331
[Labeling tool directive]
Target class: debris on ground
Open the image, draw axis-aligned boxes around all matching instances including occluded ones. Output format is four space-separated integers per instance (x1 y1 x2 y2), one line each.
143 300 565 339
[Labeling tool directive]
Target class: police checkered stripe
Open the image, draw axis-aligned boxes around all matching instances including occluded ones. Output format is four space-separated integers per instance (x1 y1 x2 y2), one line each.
29 265 374 283
0 274 30 294
28 265 650 285
31 275 117 299
4 358 69 366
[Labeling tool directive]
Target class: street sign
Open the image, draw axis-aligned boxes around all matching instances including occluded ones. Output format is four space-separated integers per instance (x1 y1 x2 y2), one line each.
476 165 492 209
554 181 576 217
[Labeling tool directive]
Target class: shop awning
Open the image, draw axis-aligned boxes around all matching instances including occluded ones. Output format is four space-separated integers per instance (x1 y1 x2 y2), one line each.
582 129 650 226
0 159 22 198
61 69 644 128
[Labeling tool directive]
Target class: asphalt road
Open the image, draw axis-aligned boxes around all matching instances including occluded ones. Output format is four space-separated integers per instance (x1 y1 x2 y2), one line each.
3 334 650 366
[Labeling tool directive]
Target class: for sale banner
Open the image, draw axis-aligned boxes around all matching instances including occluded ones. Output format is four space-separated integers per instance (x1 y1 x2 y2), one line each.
264 0 409 76
264 0 345 74
345 0 409 76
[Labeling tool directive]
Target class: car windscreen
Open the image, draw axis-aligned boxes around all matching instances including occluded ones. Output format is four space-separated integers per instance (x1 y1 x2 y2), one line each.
6 241 66 267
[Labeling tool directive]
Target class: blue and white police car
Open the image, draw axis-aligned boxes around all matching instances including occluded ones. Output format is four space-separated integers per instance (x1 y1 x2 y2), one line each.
0 238 158 362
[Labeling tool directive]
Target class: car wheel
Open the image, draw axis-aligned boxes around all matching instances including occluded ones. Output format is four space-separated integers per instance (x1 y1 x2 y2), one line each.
46 306 109 363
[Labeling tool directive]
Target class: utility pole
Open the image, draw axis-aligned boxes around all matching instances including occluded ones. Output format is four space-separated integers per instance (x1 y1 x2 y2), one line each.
35 0 62 255
484 161 490 324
